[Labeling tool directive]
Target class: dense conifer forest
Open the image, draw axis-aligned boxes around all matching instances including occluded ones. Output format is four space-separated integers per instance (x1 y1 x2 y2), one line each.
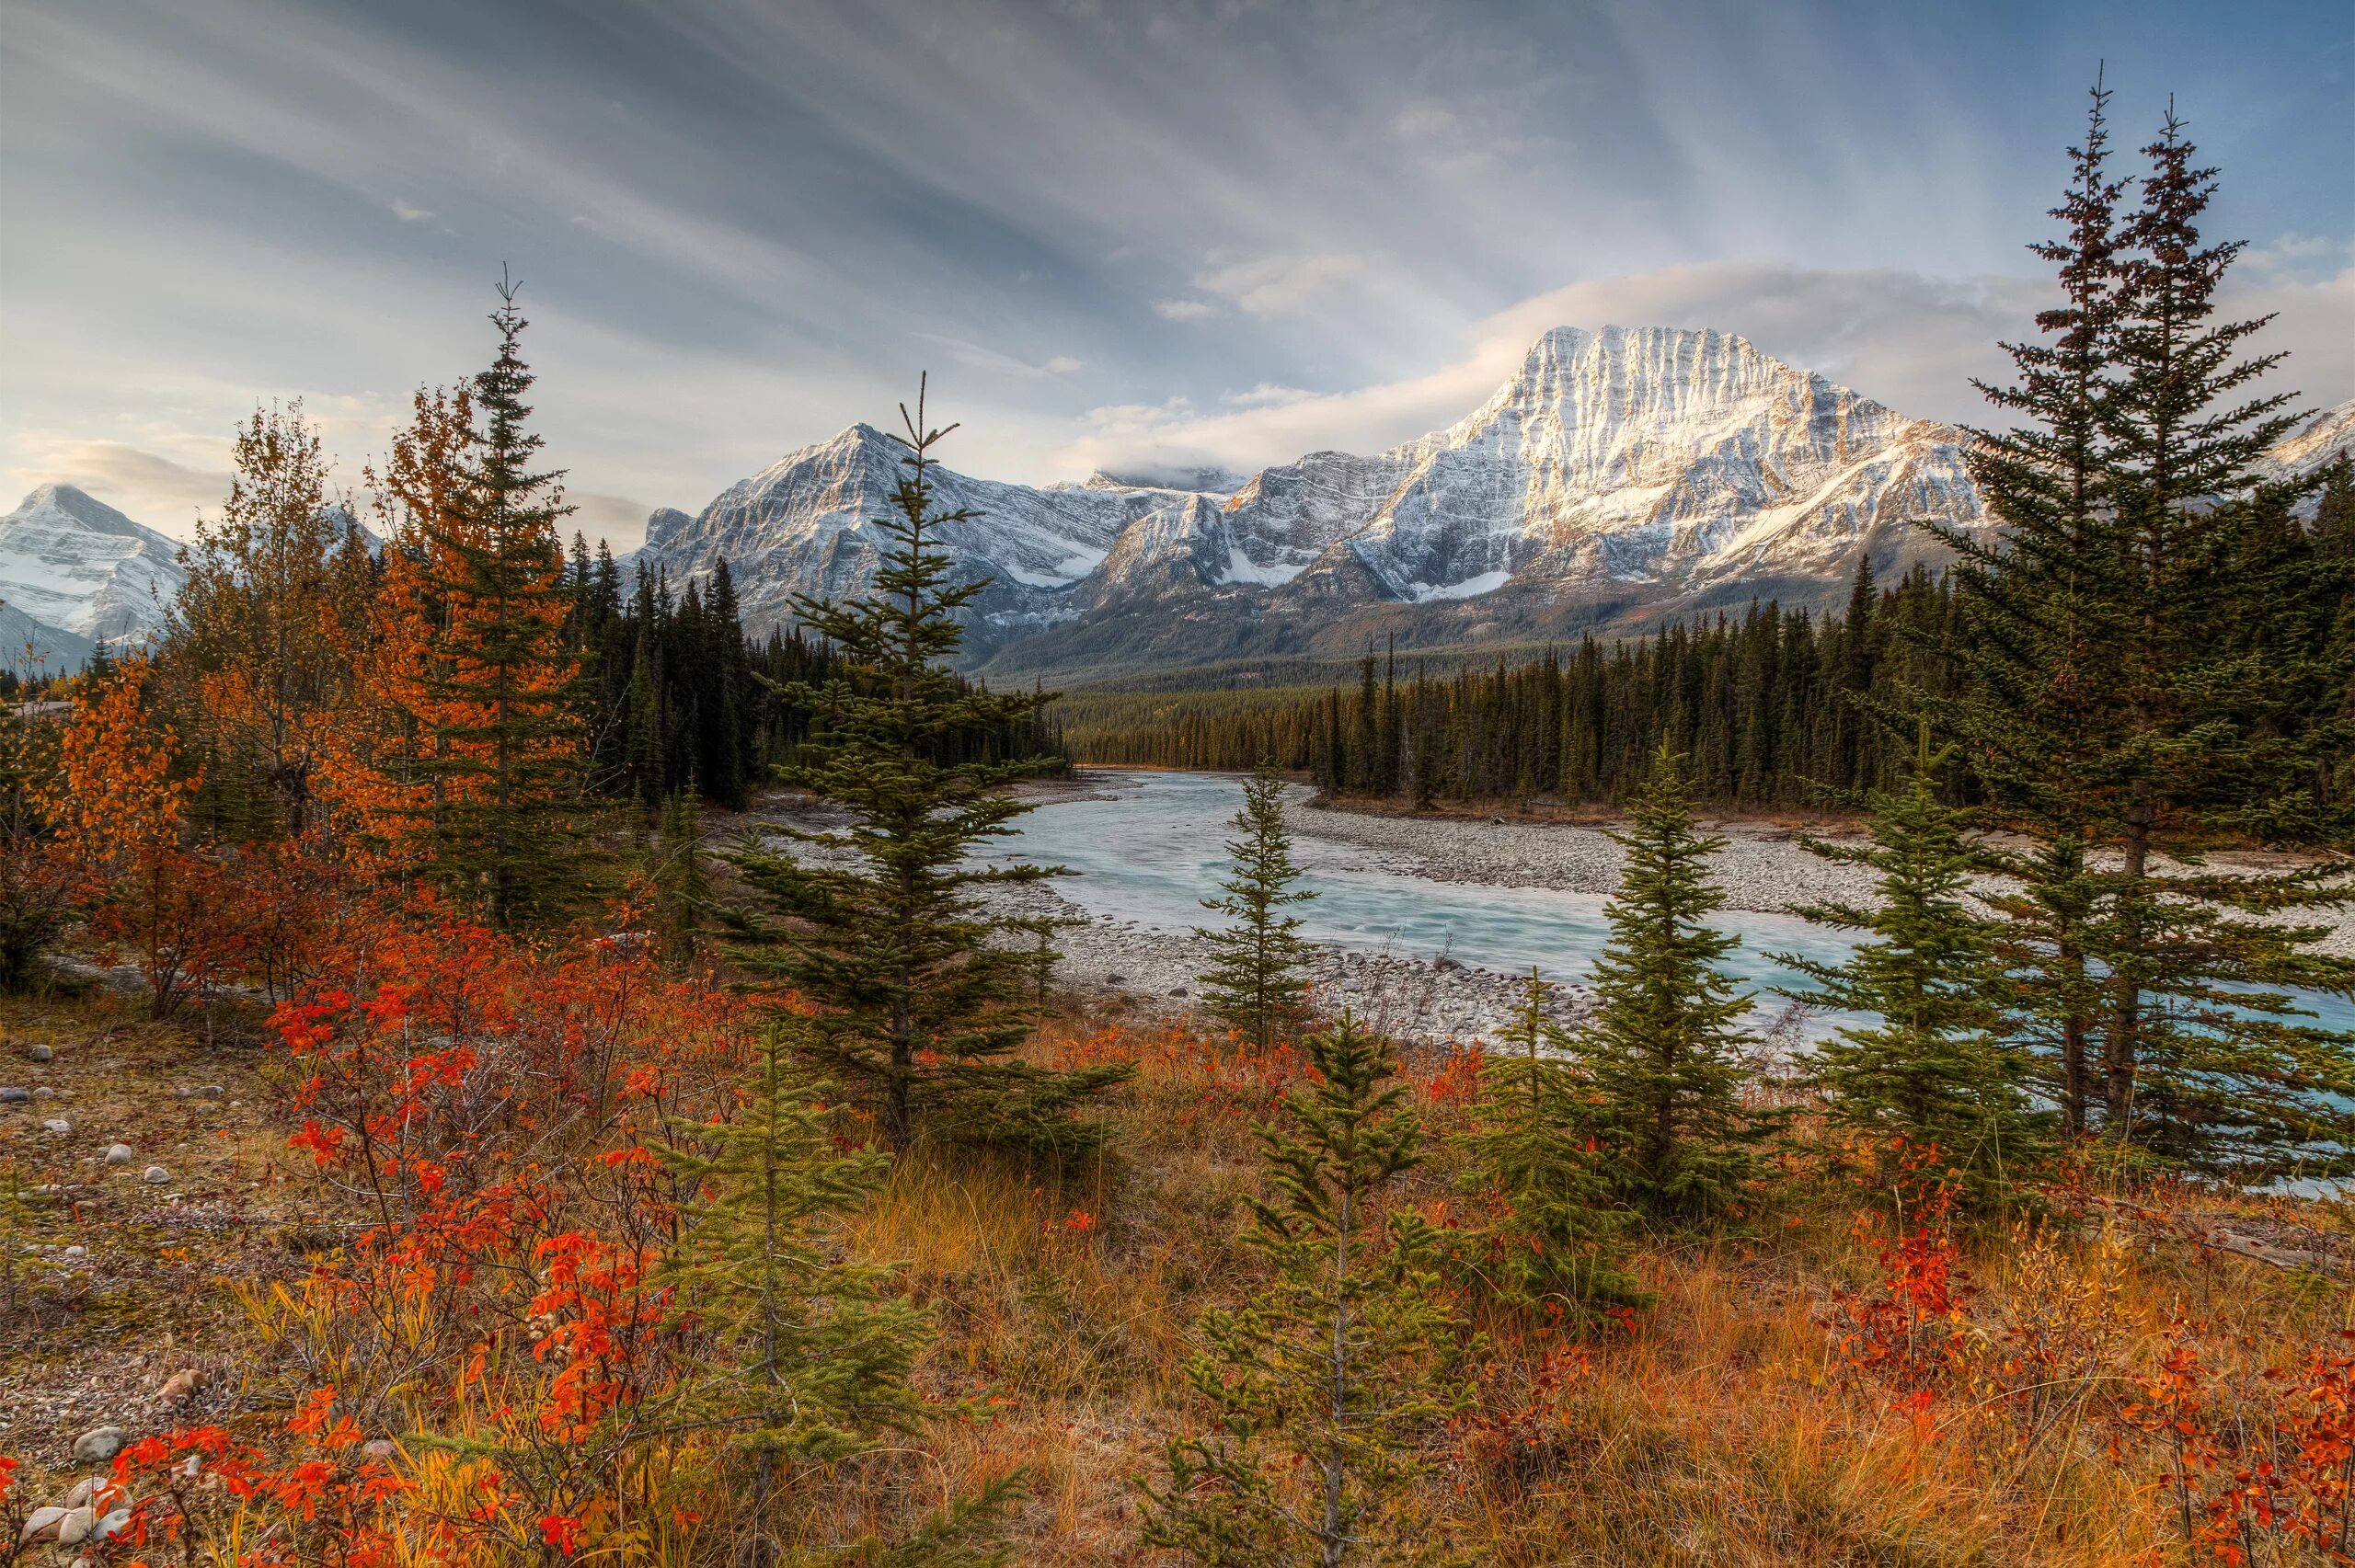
1063 465 2355 817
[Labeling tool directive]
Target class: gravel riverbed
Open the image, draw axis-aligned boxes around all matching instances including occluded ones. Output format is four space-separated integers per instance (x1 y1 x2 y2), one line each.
747 779 2352 1047
1289 797 2355 961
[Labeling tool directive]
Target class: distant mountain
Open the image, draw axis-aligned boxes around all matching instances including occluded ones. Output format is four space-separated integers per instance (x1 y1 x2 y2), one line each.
2257 397 2355 509
0 484 185 648
633 424 1200 661
636 326 1996 675
0 601 93 674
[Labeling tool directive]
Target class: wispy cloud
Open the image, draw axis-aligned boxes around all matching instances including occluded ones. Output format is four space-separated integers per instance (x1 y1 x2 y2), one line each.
4 438 234 537
1057 258 2354 480
1192 252 1371 318
910 333 1086 379
0 0 2346 521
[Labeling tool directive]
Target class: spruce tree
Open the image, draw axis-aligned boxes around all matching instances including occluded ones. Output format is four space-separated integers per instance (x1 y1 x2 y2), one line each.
1575 747 1770 1227
1777 729 2046 1209
657 1020 927 1562
2074 106 2355 1172
724 383 1129 1152
412 277 587 928
1451 968 1644 1322
1912 76 2131 1137
622 628 662 810
1140 1012 1468 1568
1195 761 1316 1048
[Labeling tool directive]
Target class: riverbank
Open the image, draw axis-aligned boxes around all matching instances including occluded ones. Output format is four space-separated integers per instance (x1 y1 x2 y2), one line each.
1274 782 2355 962
991 872 1596 1045
754 783 1596 1045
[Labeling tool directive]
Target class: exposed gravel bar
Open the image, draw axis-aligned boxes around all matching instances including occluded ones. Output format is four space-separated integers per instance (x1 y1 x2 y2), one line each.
747 781 2352 1046
1291 801 2355 961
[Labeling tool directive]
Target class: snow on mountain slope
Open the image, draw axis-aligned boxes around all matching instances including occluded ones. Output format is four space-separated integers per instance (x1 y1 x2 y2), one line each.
1264 326 1982 604
2256 398 2355 502
0 485 186 645
642 425 1161 654
626 329 2353 674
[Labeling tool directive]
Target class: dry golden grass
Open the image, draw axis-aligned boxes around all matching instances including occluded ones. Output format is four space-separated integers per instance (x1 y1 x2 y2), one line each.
825 1008 2353 1566
5 990 2349 1565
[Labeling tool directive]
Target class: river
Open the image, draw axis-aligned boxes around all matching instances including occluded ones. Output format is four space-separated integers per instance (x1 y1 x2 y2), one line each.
982 769 2355 1042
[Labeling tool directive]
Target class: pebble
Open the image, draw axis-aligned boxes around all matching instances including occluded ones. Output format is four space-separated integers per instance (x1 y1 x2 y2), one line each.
62 1245 86 1259
104 1144 133 1166
32 1086 54 1099
58 1478 115 1511
42 1117 70 1135
0 1086 25 1103
70 1426 126 1464
27 1044 52 1062
142 1165 171 1185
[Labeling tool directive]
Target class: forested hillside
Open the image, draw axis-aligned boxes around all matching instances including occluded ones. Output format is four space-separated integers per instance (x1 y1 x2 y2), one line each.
1064 460 2355 816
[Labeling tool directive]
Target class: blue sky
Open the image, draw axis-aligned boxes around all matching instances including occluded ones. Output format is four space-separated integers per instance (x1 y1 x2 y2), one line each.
3 0 2349 546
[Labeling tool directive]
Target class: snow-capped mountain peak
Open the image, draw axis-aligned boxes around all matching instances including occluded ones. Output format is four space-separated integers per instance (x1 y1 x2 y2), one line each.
0 483 187 646
613 326 2352 677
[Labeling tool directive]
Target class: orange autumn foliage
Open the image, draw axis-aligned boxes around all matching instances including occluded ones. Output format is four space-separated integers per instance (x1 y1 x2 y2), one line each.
39 658 226 1014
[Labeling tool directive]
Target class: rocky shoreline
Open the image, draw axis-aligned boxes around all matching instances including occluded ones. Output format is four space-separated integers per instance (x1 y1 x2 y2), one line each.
750 773 2353 1047
988 872 1593 1046
1281 790 2355 961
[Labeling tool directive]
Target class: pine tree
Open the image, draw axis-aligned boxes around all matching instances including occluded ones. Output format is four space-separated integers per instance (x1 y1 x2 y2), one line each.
622 628 662 810
1195 761 1316 1048
724 383 1129 1152
430 275 588 929
1575 747 1770 1227
1451 968 1643 1322
1778 728 2045 1208
356 282 588 926
657 1020 926 1562
2067 106 2355 1173
1140 1012 1469 1568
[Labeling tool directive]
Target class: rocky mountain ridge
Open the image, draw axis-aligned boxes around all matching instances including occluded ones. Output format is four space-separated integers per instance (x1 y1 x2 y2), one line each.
634 326 2014 673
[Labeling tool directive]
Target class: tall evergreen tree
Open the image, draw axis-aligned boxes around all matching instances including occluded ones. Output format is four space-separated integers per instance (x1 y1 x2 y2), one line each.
1451 968 1644 1322
1778 729 2046 1208
2054 107 2355 1173
1920 75 2131 1139
1140 1013 1468 1568
398 278 587 928
724 383 1129 1152
652 788 711 968
1195 761 1316 1048
1575 748 1771 1227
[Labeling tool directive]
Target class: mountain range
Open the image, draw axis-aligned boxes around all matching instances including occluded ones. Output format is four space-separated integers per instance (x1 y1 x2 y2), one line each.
631 326 2354 679
11 326 2353 682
